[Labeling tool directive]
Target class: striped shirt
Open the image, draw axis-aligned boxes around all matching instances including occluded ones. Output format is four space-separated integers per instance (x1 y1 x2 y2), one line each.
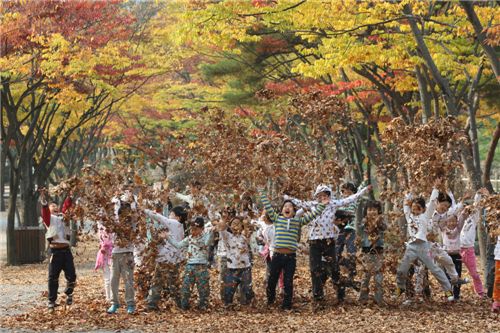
259 190 326 251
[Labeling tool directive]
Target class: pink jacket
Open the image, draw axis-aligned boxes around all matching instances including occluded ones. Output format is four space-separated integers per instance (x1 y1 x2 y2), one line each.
95 227 113 270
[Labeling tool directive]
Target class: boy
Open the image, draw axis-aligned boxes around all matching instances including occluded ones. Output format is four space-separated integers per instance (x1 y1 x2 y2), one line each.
144 206 186 310
40 189 76 312
286 183 371 306
260 188 328 310
358 200 386 305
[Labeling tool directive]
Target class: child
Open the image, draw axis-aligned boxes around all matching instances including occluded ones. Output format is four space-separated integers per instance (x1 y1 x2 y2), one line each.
107 199 136 314
40 190 76 312
95 224 113 303
358 200 386 305
144 206 187 310
395 183 454 301
439 214 465 300
259 188 327 310
285 183 370 305
218 217 253 306
492 236 500 313
459 188 488 298
414 191 469 301
168 217 214 310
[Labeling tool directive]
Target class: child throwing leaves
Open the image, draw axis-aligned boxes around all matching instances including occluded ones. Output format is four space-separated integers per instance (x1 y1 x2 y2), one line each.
95 223 113 303
107 199 137 315
168 216 214 310
218 216 253 306
144 206 187 310
459 188 489 298
259 188 327 310
40 189 76 312
358 200 386 305
492 236 500 313
395 181 454 302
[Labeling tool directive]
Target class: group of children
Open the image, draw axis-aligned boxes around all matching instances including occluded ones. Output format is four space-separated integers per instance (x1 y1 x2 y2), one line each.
40 178 500 314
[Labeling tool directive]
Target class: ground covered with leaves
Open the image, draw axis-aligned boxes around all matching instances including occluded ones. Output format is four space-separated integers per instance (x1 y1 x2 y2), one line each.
0 242 498 333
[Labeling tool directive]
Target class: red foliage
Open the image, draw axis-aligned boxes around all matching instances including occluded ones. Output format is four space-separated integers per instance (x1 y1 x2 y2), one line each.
256 36 288 54
1 0 135 57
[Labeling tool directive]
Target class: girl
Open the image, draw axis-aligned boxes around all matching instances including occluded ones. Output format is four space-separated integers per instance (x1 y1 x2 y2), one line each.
107 200 136 314
95 224 113 303
168 217 214 310
459 188 488 298
259 188 327 310
395 182 454 302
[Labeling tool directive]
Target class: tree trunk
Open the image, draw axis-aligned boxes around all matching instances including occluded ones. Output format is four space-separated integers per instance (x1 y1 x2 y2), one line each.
0 146 6 211
460 1 500 81
483 122 500 193
6 168 19 265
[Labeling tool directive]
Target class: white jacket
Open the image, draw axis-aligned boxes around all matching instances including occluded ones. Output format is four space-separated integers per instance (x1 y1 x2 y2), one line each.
459 193 481 249
404 189 438 243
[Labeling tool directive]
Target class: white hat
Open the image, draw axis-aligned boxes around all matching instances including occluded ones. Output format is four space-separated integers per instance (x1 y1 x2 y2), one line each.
313 184 332 197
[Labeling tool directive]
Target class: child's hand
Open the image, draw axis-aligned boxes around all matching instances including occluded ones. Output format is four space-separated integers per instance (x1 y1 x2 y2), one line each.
367 184 373 191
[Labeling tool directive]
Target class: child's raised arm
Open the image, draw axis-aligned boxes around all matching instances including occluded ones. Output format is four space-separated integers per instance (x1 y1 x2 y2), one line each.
167 235 189 249
299 202 327 225
332 185 372 208
258 189 279 223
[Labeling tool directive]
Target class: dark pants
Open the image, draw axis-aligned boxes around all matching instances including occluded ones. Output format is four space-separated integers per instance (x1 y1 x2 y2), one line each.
447 253 462 299
309 238 339 301
267 252 296 309
486 242 496 298
336 229 356 299
48 247 76 303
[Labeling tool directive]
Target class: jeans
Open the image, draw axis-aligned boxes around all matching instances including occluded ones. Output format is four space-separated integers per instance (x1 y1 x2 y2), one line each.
48 247 76 303
486 241 496 298
181 264 210 310
147 262 181 308
223 267 253 305
309 238 339 301
110 252 135 307
396 240 451 292
267 252 296 309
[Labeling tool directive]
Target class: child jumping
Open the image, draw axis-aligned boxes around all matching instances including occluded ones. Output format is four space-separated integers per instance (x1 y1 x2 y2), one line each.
259 188 327 310
395 182 454 302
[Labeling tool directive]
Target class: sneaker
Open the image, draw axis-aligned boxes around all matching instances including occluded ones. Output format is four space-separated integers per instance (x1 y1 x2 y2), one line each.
66 294 73 306
107 304 119 314
444 290 455 302
146 304 159 311
127 305 135 314
451 278 469 286
48 301 56 312
492 301 500 313
395 287 405 298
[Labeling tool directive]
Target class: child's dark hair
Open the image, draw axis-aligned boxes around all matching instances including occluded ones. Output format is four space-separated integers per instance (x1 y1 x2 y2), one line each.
437 192 452 205
281 200 297 213
191 216 205 229
171 206 188 224
364 200 383 216
412 197 426 210
341 182 357 193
